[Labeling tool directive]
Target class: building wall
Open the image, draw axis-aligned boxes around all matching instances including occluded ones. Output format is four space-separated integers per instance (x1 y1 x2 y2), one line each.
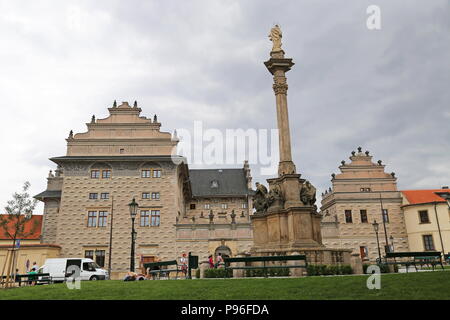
54 160 182 277
35 103 256 279
321 149 409 262
0 245 60 274
402 201 450 253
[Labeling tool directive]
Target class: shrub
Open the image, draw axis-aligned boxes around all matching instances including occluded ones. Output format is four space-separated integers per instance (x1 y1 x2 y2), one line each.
204 268 233 278
306 264 353 276
245 268 290 277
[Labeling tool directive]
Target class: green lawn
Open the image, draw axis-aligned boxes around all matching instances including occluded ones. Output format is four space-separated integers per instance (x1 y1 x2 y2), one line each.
0 271 449 300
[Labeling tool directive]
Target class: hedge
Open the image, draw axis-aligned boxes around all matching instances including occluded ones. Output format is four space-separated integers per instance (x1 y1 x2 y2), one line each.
306 264 353 276
203 268 233 278
245 268 290 277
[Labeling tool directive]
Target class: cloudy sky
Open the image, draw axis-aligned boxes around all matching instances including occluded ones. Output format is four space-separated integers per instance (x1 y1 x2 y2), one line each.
0 0 449 214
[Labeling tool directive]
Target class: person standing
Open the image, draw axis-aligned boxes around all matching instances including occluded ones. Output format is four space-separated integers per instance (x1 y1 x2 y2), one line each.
215 253 224 268
180 253 188 277
208 255 214 268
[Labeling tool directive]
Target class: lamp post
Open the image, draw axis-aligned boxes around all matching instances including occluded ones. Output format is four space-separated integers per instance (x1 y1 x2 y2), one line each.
128 198 139 272
372 220 382 264
379 194 390 254
434 192 449 257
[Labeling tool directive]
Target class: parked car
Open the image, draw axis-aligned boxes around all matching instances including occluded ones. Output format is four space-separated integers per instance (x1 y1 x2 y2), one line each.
39 258 109 282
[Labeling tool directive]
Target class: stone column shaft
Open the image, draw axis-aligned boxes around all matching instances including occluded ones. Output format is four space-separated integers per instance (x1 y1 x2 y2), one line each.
265 53 296 176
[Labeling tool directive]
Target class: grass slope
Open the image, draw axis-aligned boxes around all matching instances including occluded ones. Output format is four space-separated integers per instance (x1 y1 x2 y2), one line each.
0 271 449 300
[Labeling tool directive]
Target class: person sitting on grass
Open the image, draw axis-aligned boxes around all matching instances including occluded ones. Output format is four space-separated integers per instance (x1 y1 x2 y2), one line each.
123 271 137 281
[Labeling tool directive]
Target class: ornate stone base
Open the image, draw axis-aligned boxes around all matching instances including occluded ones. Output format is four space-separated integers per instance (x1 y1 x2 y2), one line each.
251 206 323 248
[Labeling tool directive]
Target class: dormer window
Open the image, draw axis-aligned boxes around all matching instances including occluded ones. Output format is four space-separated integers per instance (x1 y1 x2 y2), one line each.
211 180 219 188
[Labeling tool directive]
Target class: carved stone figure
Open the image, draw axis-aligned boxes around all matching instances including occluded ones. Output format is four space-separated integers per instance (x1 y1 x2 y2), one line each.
253 182 269 214
300 180 317 206
268 24 282 52
208 210 214 223
230 210 236 224
267 184 284 209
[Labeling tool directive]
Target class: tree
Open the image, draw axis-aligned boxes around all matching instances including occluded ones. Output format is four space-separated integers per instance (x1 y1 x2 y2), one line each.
0 181 39 247
0 181 38 287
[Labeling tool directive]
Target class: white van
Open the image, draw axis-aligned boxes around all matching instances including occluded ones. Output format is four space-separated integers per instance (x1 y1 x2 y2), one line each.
39 258 109 282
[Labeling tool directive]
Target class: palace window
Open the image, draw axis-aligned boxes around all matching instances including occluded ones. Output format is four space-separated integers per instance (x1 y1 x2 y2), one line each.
98 211 108 227
190 203 196 210
419 210 430 224
221 203 228 209
153 169 162 178
87 211 97 227
91 170 100 179
359 246 368 259
142 193 151 199
84 250 105 267
100 193 109 200
204 203 210 209
382 209 389 223
140 210 150 227
102 170 111 179
95 250 106 267
345 210 353 223
87 211 109 227
150 210 160 226
141 170 151 178
242 203 248 209
140 210 160 227
84 250 94 260
89 193 98 200
423 235 435 251
360 210 368 223
151 192 160 200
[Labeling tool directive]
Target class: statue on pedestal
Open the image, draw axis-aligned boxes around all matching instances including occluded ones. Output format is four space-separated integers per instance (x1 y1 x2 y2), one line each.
253 182 269 214
267 184 284 210
268 24 283 52
300 180 317 206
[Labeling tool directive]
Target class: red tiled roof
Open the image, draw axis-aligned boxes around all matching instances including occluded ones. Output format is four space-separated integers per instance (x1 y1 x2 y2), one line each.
401 189 449 205
0 215 42 240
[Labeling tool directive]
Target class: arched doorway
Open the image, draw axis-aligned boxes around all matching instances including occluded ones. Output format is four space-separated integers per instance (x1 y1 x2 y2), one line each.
214 245 232 259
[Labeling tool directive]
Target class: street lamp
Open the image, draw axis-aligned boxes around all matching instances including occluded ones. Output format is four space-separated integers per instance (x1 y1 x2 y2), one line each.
372 220 382 264
128 198 139 272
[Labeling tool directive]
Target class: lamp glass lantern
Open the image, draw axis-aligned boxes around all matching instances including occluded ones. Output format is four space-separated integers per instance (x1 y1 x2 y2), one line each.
128 198 138 219
372 220 379 232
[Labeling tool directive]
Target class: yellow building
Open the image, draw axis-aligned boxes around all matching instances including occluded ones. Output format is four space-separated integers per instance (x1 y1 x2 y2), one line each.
0 215 61 274
401 188 450 255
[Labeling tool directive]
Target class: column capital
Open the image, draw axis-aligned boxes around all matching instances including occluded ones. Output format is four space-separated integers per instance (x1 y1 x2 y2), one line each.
264 57 295 75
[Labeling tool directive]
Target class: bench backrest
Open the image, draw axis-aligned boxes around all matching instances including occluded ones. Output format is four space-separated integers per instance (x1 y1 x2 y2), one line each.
224 255 307 264
385 251 441 258
143 260 178 269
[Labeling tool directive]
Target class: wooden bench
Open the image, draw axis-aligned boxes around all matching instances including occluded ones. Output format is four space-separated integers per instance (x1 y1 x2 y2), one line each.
224 255 307 278
1 273 52 286
384 252 444 272
143 260 181 280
